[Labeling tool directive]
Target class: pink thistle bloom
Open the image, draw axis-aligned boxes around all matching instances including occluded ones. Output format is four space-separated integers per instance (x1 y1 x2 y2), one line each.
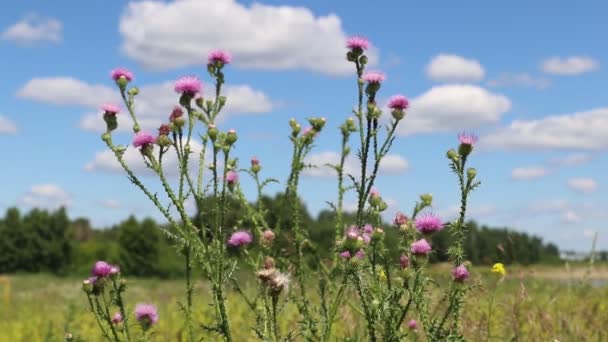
362 71 385 84
387 95 409 110
414 213 444 234
452 264 470 282
170 106 183 121
135 303 158 326
361 233 371 244
109 265 120 275
111 312 123 324
301 126 317 138
408 319 418 330
346 35 370 50
458 132 478 146
226 170 239 185
92 261 112 277
158 124 171 136
362 224 374 234
101 103 120 115
410 239 432 256
261 230 275 244
339 250 351 259
87 276 98 285
399 254 409 269
174 76 202 94
227 230 253 247
369 187 380 198
346 226 359 240
394 212 408 226
354 250 365 259
251 156 260 166
110 67 133 81
208 50 232 65
132 131 156 148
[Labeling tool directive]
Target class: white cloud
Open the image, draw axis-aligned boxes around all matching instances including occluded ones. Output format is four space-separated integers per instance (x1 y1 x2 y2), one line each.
567 178 598 194
302 151 408 178
396 85 511 135
0 115 17 134
85 140 208 177
20 184 71 209
528 199 569 213
487 73 550 89
1 14 62 45
119 0 378 75
511 166 549 180
550 153 592 166
17 77 274 132
426 54 485 82
482 108 608 150
541 56 599 75
100 199 121 209
562 210 582 223
439 204 497 221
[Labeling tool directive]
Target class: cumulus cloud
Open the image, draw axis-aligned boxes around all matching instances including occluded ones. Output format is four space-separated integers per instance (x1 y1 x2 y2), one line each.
426 54 485 82
511 166 549 180
100 199 121 209
17 77 274 132
550 153 592 166
562 210 582 223
0 115 17 134
1 14 62 45
482 108 608 150
487 73 550 89
302 151 408 178
567 178 598 194
541 56 599 75
396 85 511 135
20 184 71 208
118 0 378 75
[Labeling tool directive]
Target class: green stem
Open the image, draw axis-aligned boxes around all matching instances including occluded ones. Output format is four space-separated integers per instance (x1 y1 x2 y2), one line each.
87 294 112 341
112 279 132 342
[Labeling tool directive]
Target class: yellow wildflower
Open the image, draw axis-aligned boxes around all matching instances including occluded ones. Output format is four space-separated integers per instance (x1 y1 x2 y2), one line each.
379 270 387 282
491 263 506 276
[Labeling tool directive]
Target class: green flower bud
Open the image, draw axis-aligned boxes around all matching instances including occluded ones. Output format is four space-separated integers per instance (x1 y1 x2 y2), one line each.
359 55 368 65
133 123 141 133
195 95 205 108
446 149 459 162
420 193 433 206
225 129 238 145
156 135 172 147
467 168 477 180
346 51 356 62
391 109 405 120
116 76 129 90
208 124 218 141
82 279 93 294
218 96 227 106
101 132 111 143
127 87 139 96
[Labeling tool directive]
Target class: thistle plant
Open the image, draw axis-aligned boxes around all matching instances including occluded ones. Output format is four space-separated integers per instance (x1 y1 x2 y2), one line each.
81 34 484 341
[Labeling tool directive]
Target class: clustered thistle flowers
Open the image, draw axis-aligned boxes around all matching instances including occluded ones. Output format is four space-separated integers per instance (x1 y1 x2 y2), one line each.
81 33 492 342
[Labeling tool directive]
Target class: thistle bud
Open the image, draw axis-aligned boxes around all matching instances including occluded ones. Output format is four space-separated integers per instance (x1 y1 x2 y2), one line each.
208 124 218 141
346 51 356 62
225 129 238 145
251 156 261 173
218 96 227 106
446 149 459 162
359 55 368 65
420 193 433 206
195 94 205 108
127 87 139 96
467 168 477 180
262 230 275 246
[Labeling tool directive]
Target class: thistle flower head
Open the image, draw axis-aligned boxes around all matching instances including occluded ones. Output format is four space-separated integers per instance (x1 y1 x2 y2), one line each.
399 254 410 269
227 230 253 247
388 95 409 110
408 319 418 330
346 35 370 50
111 312 123 324
410 239 432 256
394 212 408 226
452 264 470 282
414 212 444 234
208 50 232 65
261 229 275 245
458 132 478 146
101 104 120 115
132 131 156 148
169 106 183 121
339 250 351 259
110 67 133 82
92 261 112 277
362 71 385 84
354 250 365 259
174 76 202 95
251 156 260 166
226 170 239 185
135 303 158 329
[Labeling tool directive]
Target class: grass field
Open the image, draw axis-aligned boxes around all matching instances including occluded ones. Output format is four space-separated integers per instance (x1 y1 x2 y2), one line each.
1 264 607 341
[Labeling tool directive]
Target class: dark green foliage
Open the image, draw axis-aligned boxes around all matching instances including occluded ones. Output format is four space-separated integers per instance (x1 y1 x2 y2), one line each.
117 216 161 277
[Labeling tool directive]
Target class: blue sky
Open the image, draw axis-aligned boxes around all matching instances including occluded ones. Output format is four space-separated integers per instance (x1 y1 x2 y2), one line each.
1 0 606 251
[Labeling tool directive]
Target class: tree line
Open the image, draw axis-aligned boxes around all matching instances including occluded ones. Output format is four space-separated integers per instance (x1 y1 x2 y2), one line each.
0 193 570 277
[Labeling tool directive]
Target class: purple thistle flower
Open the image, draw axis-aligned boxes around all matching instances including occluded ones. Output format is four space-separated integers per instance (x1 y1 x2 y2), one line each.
354 250 365 259
227 230 253 247
346 35 370 50
251 156 260 166
87 276 98 285
132 131 156 148
414 213 444 234
226 170 239 185
101 104 120 115
362 71 385 84
111 312 123 324
399 254 409 269
387 95 409 110
135 303 158 328
345 226 359 240
339 250 351 259
458 132 478 146
362 224 374 234
452 264 470 282
174 76 202 95
92 261 112 277
110 265 120 275
110 67 133 82
361 233 371 244
408 319 418 330
410 239 432 256
394 212 408 226
369 187 380 198
208 50 232 65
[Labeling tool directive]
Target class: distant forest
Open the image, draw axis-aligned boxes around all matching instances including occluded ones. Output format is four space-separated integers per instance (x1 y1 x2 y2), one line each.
0 193 596 277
